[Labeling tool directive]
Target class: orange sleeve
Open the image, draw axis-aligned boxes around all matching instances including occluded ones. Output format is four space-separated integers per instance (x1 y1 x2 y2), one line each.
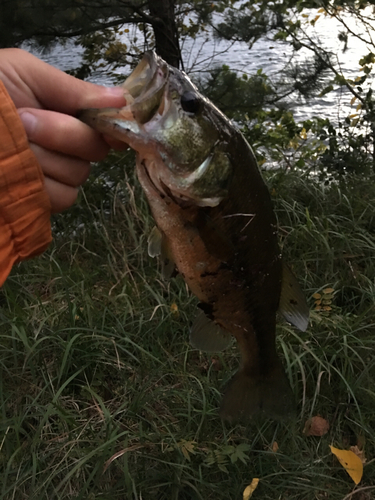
0 80 52 287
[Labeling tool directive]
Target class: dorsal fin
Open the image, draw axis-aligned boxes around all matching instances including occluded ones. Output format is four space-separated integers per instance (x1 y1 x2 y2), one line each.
147 226 175 279
279 262 309 332
190 311 232 352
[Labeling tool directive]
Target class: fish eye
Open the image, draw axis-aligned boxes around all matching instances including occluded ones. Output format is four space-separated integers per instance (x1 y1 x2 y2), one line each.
181 91 200 114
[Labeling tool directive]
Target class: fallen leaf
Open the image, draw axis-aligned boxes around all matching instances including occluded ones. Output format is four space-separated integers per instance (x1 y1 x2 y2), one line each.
271 441 279 453
243 478 259 500
303 416 329 436
330 445 363 485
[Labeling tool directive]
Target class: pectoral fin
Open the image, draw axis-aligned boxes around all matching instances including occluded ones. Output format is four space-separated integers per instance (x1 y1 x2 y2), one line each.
147 226 175 279
279 262 309 332
148 226 163 258
190 311 232 352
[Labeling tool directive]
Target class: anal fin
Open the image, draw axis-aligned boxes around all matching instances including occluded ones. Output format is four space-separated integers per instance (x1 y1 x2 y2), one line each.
190 311 232 352
148 226 162 258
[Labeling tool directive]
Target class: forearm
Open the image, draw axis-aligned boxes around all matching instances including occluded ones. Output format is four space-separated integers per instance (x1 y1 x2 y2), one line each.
0 80 52 286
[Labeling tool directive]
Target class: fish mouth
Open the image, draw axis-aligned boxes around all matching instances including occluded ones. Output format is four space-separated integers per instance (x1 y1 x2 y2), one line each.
122 51 169 124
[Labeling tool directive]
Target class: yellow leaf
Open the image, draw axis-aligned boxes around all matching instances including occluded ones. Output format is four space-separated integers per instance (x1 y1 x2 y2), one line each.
178 440 196 461
330 445 363 485
243 478 260 500
170 302 179 317
356 103 362 111
350 96 357 105
288 137 299 150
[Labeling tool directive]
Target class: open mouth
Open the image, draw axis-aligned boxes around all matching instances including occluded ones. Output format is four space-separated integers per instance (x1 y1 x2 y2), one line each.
123 51 169 124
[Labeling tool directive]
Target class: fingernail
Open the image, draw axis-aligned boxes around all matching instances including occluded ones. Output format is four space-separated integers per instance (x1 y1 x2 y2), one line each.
103 86 129 103
105 86 126 97
18 111 38 137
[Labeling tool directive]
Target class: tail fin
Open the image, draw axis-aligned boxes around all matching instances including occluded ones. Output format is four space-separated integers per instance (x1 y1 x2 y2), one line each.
219 361 295 422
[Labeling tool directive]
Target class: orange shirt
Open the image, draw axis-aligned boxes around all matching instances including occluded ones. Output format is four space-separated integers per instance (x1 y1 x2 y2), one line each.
0 80 52 287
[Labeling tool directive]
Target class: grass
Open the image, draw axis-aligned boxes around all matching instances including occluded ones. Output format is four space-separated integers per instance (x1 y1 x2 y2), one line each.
1 152 375 499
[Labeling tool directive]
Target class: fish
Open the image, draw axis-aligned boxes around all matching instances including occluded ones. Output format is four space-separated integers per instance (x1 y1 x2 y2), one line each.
79 51 309 421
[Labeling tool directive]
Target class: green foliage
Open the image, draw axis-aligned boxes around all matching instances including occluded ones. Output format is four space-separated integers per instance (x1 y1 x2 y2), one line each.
199 65 274 121
313 117 374 177
215 8 271 45
209 0 375 176
0 0 147 48
198 68 373 178
67 29 133 82
6 0 375 179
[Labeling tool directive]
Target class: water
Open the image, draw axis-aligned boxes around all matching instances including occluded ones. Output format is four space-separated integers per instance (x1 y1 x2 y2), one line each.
31 7 374 124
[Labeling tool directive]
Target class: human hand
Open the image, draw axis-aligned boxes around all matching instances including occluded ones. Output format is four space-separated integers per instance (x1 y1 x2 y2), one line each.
0 48 127 212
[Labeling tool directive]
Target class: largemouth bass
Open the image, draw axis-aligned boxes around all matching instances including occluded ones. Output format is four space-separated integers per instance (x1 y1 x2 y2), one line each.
80 51 309 421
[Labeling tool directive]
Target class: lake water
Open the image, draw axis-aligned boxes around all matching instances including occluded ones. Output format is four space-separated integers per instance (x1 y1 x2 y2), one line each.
31 7 374 124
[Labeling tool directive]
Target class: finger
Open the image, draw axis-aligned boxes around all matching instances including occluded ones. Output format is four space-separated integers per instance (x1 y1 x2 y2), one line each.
19 108 110 161
29 143 91 187
43 176 79 213
2 48 128 113
103 135 130 151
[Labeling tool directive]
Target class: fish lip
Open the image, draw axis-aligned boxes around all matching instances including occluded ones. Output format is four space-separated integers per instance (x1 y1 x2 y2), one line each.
122 51 169 124
122 50 160 98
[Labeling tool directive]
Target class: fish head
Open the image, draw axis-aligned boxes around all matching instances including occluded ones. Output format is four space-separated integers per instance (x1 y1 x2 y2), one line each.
80 51 234 207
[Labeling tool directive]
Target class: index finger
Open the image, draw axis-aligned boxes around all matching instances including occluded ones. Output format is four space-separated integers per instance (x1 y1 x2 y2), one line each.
1 48 128 114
